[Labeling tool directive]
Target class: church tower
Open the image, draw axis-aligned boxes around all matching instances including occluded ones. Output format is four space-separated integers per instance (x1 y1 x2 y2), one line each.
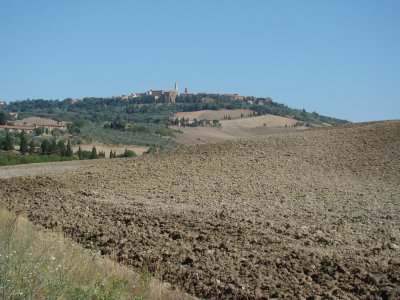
175 82 178 94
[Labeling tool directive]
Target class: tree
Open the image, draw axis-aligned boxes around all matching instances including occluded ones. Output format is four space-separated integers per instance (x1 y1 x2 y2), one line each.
66 140 73 157
67 122 81 134
77 146 82 159
28 140 35 154
122 148 136 157
34 127 44 136
40 139 51 155
51 128 60 137
0 112 7 125
90 145 97 159
57 140 66 155
191 119 199 127
3 131 13 151
144 145 158 155
50 139 57 154
109 149 114 158
19 130 28 154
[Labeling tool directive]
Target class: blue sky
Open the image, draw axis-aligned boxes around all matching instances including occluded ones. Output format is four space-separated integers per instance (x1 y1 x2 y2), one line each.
0 0 399 122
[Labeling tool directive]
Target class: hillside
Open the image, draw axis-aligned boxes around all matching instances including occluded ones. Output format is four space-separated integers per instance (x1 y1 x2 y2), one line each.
172 109 253 121
1 120 399 298
1 95 348 154
2 95 348 129
173 113 302 145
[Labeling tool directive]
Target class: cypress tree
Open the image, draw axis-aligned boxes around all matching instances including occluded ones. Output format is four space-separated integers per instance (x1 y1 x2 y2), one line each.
66 140 73 157
109 149 113 158
4 131 13 151
50 139 57 154
0 112 7 125
78 146 82 159
57 140 66 156
90 145 97 159
40 139 51 155
28 140 35 154
19 130 28 154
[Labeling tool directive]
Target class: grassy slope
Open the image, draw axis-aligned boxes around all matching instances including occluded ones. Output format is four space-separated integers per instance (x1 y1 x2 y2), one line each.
0 209 192 300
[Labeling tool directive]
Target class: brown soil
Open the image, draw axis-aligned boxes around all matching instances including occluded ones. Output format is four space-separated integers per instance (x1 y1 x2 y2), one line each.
1 121 400 299
173 125 301 146
0 160 97 179
220 114 298 128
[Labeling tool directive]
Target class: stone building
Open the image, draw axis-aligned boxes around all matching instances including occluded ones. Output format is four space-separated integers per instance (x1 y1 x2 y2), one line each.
163 90 178 103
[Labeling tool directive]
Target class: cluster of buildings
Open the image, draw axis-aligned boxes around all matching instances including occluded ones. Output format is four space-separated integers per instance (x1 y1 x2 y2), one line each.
0 117 67 134
54 82 254 105
109 82 180 103
180 90 244 101
107 83 247 104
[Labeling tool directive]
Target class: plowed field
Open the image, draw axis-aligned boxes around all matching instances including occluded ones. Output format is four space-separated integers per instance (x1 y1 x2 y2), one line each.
1 121 399 299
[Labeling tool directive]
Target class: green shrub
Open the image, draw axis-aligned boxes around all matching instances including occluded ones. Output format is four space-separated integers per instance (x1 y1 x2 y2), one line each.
119 149 136 158
144 146 162 155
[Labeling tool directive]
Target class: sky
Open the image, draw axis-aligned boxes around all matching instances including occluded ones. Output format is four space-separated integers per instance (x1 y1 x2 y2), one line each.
0 0 399 122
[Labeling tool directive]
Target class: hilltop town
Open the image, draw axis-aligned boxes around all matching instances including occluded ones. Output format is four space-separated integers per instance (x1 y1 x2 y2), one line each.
101 83 247 103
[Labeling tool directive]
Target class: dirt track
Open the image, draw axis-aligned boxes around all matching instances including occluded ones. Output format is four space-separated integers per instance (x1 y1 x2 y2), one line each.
1 121 400 299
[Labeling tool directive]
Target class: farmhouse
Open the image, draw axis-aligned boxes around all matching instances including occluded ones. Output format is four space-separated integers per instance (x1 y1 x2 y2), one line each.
9 112 18 120
0 125 34 133
15 117 68 131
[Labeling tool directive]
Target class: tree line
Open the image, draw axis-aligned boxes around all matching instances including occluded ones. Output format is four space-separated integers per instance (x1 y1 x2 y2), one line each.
1 130 73 157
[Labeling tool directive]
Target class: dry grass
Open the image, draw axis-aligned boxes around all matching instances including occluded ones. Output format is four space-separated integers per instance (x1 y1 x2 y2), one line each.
72 144 149 158
0 209 193 300
172 109 253 121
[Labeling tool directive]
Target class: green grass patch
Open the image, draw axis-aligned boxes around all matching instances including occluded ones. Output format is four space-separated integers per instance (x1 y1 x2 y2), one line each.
0 152 77 166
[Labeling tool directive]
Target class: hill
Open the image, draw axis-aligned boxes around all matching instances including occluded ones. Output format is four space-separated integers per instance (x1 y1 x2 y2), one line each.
2 96 348 126
1 96 348 145
1 95 348 156
2 120 398 298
